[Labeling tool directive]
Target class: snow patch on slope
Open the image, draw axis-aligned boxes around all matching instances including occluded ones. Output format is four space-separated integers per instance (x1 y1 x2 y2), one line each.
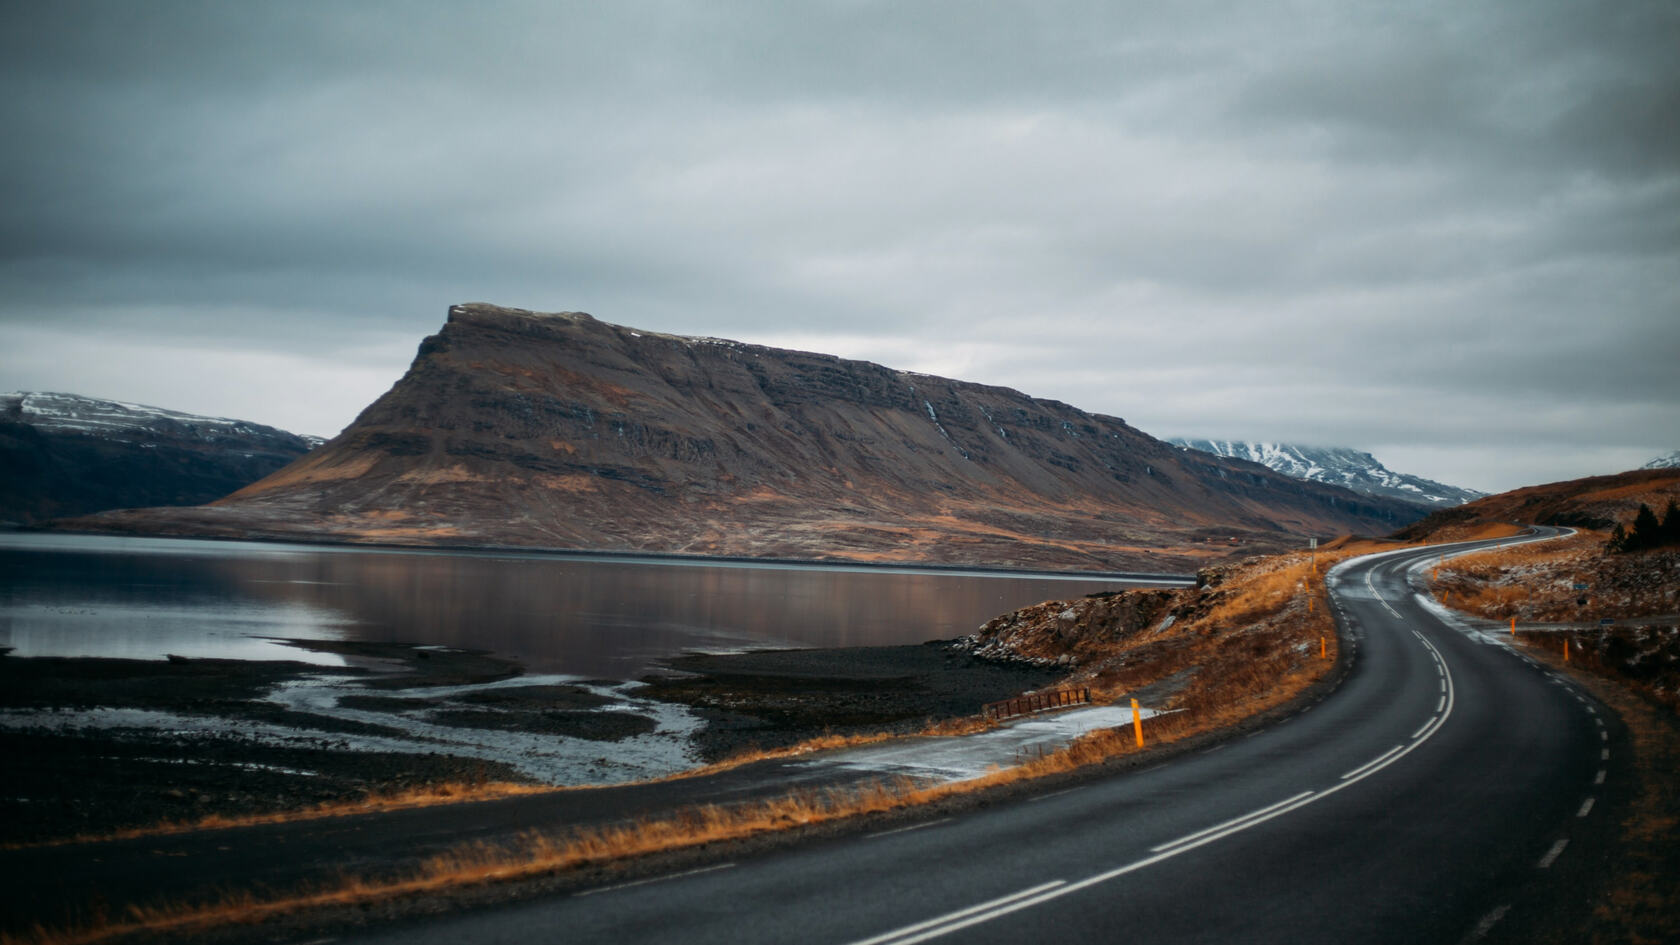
1167 438 1485 507
2 392 325 447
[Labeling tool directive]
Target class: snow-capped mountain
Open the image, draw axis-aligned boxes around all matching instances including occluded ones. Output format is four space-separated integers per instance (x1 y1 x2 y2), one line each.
1 392 323 525
4 391 326 448
1642 450 1680 470
1167 439 1485 507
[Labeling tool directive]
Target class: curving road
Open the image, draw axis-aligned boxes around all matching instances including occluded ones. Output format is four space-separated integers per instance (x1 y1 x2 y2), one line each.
336 528 1619 945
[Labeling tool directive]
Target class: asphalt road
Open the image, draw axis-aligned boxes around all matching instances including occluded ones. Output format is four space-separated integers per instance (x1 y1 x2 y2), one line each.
333 528 1620 945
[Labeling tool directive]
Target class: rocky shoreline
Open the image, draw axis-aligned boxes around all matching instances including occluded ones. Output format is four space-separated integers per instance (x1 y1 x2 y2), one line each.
0 639 1061 846
0 644 529 845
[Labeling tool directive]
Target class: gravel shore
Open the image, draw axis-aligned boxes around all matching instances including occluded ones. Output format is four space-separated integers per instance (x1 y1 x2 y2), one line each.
0 639 1061 845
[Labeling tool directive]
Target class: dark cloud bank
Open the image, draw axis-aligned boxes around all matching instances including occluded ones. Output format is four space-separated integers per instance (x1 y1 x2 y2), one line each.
2 1 1676 493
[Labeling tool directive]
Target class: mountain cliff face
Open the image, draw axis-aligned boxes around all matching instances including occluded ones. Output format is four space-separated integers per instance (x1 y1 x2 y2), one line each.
1643 450 1680 470
1167 439 1485 507
1 392 322 525
62 305 1425 571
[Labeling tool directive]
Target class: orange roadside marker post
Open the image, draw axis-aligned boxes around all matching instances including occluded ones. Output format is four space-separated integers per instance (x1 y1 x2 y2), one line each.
1320 636 1327 659
1510 616 1516 635
1131 698 1144 748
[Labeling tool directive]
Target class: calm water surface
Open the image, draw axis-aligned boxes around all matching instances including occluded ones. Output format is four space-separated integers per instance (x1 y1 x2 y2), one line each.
0 534 1173 679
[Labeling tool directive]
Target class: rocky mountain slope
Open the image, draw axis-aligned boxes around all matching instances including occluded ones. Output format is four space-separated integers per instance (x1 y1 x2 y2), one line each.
60 305 1425 571
1168 438 1484 507
1 392 322 525
1643 450 1680 470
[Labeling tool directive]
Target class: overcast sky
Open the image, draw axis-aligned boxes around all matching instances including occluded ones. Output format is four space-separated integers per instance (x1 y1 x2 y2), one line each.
3 1 1676 493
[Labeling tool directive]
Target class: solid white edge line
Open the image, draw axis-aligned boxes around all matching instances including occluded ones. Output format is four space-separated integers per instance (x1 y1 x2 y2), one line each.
846 881 1066 945
1340 744 1405 781
571 862 736 898
1577 797 1595 817
1149 791 1315 853
1537 838 1569 868
869 885 1083 945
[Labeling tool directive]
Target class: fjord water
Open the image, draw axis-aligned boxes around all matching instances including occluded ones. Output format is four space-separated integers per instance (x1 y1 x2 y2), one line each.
0 534 1157 678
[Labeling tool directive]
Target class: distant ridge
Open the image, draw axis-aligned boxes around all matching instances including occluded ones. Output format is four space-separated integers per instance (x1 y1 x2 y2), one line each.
1395 466 1680 540
1643 450 1680 470
1167 438 1485 508
1 391 322 525
59 304 1426 571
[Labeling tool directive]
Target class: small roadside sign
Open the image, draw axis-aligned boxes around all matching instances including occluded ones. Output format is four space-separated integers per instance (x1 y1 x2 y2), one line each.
1599 618 1615 626
1572 583 1589 590
1309 538 1317 549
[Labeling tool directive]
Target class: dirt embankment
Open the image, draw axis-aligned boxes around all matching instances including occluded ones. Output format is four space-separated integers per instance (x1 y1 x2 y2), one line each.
958 547 1351 730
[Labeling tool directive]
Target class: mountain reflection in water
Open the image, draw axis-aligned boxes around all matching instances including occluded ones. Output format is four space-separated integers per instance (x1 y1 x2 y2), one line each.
0 534 1165 678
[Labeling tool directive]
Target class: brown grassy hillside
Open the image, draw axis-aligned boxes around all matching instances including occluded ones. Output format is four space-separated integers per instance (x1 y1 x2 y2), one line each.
1396 468 1680 541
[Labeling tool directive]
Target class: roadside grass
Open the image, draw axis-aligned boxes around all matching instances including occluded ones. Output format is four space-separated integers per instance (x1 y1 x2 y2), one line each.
5 545 1390 945
1077 550 1347 719
0 780 555 851
1432 529 1678 626
1429 530 1599 621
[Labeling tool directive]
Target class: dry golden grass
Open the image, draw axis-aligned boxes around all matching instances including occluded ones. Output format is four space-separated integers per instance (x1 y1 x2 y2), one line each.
1448 583 1528 618
1432 529 1680 623
1 781 557 851
1441 530 1599 574
651 730 908 781
1464 522 1526 540
1576 474 1680 505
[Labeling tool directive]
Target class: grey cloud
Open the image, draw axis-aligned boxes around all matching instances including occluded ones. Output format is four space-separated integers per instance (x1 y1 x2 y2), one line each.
1 0 1675 493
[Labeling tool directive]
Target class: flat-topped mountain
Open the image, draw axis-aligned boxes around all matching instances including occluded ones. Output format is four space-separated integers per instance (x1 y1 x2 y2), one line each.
1168 439 1485 507
1 392 322 525
61 305 1425 571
